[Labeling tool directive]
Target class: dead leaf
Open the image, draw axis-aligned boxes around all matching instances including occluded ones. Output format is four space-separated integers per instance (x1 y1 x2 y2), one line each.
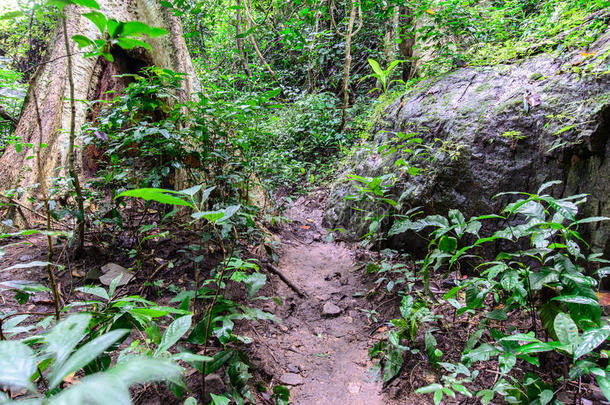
71 268 84 278
301 225 310 230
597 291 610 306
63 372 79 386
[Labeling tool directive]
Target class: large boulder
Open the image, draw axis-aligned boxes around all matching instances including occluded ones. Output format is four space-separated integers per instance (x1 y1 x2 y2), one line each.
324 31 610 255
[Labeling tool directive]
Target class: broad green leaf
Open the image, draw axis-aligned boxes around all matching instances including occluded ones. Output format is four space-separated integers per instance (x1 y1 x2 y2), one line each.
499 332 541 343
415 383 443 394
597 375 610 401
76 286 109 300
498 352 516 374
367 58 383 76
574 324 610 360
172 352 213 364
1 11 25 20
383 346 403 383
463 343 501 363
178 184 203 197
438 235 457 253
70 0 101 9
516 341 562 355
205 350 233 374
551 295 599 306
155 315 192 355
83 11 106 34
44 313 91 367
0 341 37 389
107 357 182 385
121 21 169 37
192 210 224 222
244 273 266 298
211 394 230 405
117 37 152 50
554 313 578 350
50 373 129 405
500 270 519 291
115 188 194 208
219 205 241 222
538 181 562 194
539 389 553 405
3 261 54 271
48 329 129 389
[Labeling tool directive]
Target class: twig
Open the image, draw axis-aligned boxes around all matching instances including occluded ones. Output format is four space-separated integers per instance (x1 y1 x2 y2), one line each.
264 264 308 298
0 312 52 340
137 262 169 294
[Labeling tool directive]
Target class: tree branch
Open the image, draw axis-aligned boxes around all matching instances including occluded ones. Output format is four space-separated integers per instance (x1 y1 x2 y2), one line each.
0 105 18 127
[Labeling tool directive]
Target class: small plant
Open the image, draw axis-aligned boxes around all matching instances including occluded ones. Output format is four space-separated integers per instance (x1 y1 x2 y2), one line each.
0 313 182 404
362 58 404 95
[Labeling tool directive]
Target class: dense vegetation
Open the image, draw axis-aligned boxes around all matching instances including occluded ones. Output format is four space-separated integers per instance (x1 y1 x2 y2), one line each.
0 0 609 404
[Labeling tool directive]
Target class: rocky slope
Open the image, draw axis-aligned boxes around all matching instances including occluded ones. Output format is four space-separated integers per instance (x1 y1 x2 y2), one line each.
325 30 610 255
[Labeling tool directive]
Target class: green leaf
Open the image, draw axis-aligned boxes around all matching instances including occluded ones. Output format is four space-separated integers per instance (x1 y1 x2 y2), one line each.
500 270 519 291
44 314 91 367
0 341 37 389
1 11 25 20
516 341 561 355
498 353 516 374
539 389 553 405
70 0 101 9
551 295 599 306
48 329 129 389
48 373 130 405
244 273 266 298
72 35 95 49
83 11 106 34
115 188 194 208
205 350 234 374
574 324 610 360
415 383 443 394
3 261 55 271
597 375 610 401
554 313 578 351
499 332 540 343
367 58 383 77
117 37 152 50
178 184 203 197
192 210 224 222
121 21 169 37
155 315 192 356
463 343 501 363
219 205 241 222
107 357 182 385
76 286 109 300
438 235 457 253
211 394 231 405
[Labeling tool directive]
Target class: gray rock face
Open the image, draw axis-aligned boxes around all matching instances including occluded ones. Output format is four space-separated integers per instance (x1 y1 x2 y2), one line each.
325 32 610 255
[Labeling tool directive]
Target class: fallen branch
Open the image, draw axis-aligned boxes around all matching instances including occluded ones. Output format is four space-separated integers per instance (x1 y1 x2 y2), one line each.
264 263 308 298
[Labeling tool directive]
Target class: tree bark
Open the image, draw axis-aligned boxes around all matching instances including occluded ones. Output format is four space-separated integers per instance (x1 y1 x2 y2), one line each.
0 0 199 228
398 5 416 80
330 0 362 129
235 0 252 77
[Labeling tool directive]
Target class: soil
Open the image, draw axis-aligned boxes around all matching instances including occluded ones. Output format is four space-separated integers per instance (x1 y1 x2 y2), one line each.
248 190 408 404
3 189 605 404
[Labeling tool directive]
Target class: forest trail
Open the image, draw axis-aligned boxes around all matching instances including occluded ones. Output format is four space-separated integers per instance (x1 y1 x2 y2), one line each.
251 191 399 405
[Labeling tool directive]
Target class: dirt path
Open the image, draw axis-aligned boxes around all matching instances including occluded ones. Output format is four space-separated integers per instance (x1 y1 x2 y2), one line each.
252 192 397 405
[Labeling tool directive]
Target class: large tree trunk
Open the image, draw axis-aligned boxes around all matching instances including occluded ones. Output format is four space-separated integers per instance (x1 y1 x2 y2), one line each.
0 0 199 228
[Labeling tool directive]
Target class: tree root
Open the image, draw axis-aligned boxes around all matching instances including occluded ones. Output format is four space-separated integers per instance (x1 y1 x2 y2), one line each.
264 263 308 298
